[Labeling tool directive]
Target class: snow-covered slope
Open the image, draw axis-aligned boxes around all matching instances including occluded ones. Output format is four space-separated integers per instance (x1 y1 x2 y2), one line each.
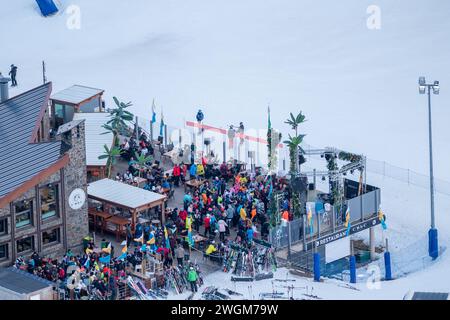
1 0 450 179
1 0 449 298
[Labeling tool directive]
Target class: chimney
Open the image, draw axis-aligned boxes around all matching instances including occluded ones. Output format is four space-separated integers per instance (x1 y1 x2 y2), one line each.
0 74 11 103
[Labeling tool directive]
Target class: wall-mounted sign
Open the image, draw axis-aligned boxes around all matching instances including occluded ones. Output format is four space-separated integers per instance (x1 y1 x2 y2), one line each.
308 216 381 249
68 188 86 210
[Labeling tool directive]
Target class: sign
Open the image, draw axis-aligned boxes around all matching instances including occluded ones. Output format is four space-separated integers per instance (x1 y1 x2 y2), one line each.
309 216 381 249
68 188 86 210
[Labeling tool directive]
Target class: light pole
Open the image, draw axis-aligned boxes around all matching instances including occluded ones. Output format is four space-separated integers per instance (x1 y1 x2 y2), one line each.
418 76 440 259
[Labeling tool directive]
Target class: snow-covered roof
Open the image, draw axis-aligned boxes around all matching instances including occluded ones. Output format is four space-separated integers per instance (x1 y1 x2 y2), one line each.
87 179 166 210
50 85 104 105
73 112 112 167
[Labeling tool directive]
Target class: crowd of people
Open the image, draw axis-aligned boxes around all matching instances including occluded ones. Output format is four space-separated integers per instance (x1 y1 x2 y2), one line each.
12 125 293 299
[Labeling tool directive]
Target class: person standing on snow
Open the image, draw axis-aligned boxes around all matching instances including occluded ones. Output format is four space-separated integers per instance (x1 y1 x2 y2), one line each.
9 64 18 87
187 266 199 292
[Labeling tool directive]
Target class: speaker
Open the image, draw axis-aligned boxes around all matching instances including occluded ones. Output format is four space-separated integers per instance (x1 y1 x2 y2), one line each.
308 183 315 191
292 176 308 192
299 154 306 165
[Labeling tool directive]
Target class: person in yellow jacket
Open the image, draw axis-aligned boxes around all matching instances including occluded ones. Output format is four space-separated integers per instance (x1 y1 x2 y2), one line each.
240 207 247 220
205 242 217 255
197 163 205 178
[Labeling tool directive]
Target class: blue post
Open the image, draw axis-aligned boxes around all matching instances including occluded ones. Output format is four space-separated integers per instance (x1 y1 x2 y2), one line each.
349 255 356 283
313 252 321 282
384 251 392 280
428 228 439 260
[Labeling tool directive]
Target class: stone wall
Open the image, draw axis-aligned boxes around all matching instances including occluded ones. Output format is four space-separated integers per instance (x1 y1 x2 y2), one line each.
62 121 89 252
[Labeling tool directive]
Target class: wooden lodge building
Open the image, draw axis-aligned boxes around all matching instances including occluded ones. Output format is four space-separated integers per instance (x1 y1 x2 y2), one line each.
0 78 89 267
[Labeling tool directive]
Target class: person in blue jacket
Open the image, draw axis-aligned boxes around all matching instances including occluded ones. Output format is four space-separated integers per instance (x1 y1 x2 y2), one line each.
196 109 204 122
189 163 197 180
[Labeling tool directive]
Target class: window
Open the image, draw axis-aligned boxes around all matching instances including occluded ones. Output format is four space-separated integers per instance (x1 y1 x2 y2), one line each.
42 228 60 246
0 243 8 260
40 184 59 220
16 236 34 253
0 218 7 235
15 200 33 228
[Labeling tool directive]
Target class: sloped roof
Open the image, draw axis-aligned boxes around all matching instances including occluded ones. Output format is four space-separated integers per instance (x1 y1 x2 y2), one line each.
0 267 54 294
73 113 112 166
87 179 166 210
50 85 104 105
0 83 65 201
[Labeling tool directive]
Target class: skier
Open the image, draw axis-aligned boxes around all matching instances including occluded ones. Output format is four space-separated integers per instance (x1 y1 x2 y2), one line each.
9 64 18 87
175 245 185 266
187 266 199 292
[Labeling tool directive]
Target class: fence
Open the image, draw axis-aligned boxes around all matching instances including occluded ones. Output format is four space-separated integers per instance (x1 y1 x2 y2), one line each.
301 141 450 197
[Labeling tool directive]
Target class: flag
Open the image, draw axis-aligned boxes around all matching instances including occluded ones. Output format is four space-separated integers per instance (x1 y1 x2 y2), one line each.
102 242 111 254
164 226 170 249
85 248 93 254
187 223 194 248
134 234 143 244
120 240 127 246
147 236 155 245
378 207 387 230
99 255 111 264
344 207 351 236
117 252 127 261
121 244 128 254
307 206 313 234
151 99 157 123
140 244 147 252
84 257 90 268
160 111 165 136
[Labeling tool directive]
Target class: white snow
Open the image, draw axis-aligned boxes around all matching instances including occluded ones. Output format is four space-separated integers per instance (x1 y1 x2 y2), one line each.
1 0 450 299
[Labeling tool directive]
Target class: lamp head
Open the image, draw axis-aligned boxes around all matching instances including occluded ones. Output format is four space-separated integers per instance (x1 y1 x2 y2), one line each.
433 80 440 95
419 76 426 94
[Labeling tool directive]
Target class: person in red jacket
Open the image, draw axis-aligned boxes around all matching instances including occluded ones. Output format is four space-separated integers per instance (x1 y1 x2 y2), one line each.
173 164 181 187
203 214 211 237
180 162 188 184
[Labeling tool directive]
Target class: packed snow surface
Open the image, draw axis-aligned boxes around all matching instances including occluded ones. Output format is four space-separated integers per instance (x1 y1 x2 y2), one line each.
1 0 450 299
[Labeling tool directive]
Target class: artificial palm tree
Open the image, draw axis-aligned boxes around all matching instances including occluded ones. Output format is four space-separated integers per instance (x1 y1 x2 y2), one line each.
98 144 123 178
134 151 153 178
102 97 135 146
283 134 305 174
284 112 306 137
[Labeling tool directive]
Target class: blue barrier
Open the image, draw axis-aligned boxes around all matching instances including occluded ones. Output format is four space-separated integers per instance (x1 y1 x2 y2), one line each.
36 0 59 17
313 252 321 282
428 228 439 260
349 255 356 283
384 251 392 280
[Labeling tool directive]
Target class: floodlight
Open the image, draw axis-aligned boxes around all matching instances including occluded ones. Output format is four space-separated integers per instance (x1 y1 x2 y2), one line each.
433 81 440 95
419 77 426 94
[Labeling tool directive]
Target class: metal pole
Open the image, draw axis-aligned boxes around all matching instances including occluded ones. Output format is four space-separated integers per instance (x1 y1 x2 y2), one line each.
428 87 435 229
313 169 316 188
164 124 168 148
287 221 292 260
223 141 226 163
150 121 154 141
302 214 307 251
